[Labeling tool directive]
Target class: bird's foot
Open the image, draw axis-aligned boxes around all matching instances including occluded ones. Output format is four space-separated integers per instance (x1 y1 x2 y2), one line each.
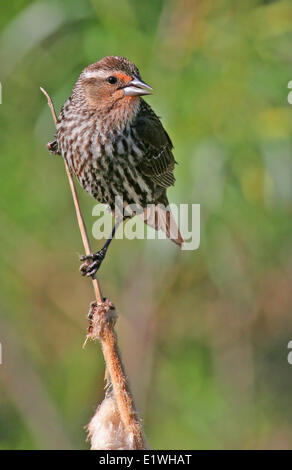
47 139 60 155
79 247 107 277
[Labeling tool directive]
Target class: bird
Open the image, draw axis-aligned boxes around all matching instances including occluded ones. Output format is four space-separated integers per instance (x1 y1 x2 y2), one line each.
51 56 184 276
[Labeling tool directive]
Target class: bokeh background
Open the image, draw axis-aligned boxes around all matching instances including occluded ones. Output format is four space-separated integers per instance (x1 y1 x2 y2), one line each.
1 0 292 450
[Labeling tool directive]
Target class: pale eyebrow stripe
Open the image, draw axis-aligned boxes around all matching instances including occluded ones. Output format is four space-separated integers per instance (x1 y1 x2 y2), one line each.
83 69 109 79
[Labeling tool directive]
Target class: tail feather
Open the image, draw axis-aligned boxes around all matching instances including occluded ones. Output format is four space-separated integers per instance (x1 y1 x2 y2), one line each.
139 200 184 247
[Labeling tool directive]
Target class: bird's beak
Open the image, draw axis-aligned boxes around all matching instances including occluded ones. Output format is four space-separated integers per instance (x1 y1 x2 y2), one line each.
123 75 153 97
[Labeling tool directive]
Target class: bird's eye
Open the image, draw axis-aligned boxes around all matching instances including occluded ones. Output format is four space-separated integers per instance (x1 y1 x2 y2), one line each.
107 76 117 84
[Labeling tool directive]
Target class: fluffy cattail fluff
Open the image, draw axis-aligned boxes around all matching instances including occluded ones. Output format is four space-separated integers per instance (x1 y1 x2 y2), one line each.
87 395 136 450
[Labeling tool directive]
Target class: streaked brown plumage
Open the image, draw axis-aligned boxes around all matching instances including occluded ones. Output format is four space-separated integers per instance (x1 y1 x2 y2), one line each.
53 56 183 276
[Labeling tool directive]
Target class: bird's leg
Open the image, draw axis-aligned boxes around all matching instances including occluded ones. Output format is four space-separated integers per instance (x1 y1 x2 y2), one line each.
47 139 60 155
79 222 120 277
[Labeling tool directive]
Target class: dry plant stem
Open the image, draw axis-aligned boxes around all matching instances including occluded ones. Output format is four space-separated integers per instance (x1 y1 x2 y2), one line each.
88 301 146 449
41 87 146 449
64 164 103 303
103 329 145 449
40 87 103 304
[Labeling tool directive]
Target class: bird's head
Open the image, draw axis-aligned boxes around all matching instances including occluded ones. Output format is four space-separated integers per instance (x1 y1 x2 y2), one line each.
73 56 152 124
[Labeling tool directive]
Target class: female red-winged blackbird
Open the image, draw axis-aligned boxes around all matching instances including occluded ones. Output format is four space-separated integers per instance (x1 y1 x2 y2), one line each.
51 56 184 276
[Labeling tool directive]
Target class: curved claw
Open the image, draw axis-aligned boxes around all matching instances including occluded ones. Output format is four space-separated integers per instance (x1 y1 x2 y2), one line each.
79 248 107 277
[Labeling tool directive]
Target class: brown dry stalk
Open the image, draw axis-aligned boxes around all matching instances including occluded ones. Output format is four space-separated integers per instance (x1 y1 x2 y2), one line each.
103 332 146 448
41 87 146 450
87 300 146 449
40 87 103 303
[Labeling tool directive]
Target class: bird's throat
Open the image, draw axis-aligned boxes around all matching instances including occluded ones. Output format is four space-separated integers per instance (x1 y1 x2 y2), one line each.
101 95 140 132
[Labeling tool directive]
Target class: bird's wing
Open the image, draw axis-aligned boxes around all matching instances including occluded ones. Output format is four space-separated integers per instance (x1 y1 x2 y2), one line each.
134 100 176 189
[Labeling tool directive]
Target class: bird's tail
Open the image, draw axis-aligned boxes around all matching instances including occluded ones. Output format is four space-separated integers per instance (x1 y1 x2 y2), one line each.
139 196 184 247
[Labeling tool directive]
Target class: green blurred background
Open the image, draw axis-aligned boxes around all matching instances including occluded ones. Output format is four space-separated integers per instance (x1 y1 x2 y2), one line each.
1 0 292 450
